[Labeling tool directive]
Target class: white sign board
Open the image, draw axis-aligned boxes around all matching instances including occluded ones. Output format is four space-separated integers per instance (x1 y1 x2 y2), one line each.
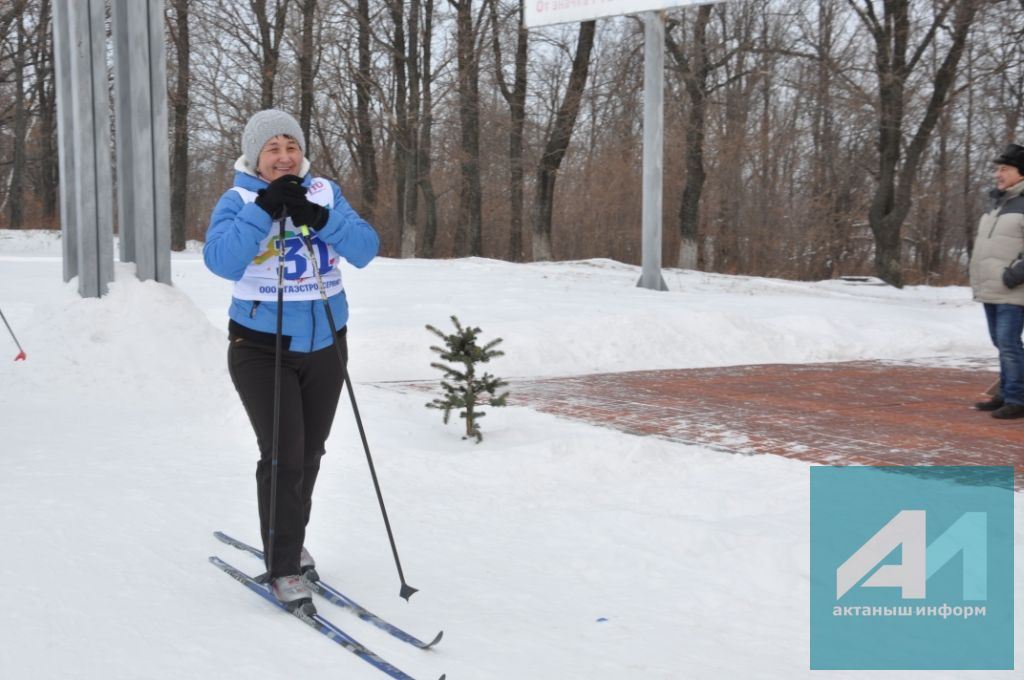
525 0 710 28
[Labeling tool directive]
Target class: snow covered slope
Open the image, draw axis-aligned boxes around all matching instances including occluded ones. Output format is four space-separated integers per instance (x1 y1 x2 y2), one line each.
0 230 1016 679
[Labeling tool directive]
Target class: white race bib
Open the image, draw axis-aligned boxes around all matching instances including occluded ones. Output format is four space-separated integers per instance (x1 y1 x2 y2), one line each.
231 179 344 301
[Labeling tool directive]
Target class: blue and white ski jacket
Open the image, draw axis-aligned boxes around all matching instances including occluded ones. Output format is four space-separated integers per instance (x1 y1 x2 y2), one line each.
204 159 379 352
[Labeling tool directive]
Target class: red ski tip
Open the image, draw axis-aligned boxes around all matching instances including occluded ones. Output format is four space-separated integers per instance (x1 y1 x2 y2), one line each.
14 351 26 361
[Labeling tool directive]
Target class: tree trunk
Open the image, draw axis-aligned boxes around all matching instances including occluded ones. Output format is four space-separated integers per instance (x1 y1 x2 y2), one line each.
401 0 421 258
963 41 975 261
451 0 483 257
924 110 951 281
714 16 754 275
853 0 978 287
531 20 597 261
390 0 411 255
297 0 316 141
34 0 57 226
668 6 712 270
251 0 290 109
169 0 191 251
355 0 379 221
417 0 439 257
814 0 843 279
490 0 528 262
9 13 27 229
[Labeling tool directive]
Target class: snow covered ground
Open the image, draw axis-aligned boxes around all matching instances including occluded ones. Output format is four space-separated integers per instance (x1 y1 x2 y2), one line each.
0 228 1017 679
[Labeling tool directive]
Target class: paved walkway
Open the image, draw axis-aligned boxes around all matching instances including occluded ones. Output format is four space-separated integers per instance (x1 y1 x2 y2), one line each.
505 360 1024 486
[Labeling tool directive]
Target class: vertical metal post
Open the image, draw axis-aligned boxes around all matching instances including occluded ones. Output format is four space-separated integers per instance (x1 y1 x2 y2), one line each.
113 0 172 283
112 0 135 264
51 0 77 283
148 0 173 283
67 0 115 297
637 11 668 291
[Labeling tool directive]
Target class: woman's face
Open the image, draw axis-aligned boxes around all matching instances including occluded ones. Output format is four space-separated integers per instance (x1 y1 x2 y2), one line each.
257 135 302 182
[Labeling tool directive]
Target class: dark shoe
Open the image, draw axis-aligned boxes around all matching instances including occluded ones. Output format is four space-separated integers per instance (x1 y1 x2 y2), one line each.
991 403 1024 419
974 396 1004 411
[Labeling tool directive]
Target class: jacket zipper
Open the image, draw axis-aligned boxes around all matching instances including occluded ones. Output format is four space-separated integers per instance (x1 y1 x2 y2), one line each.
987 196 1017 238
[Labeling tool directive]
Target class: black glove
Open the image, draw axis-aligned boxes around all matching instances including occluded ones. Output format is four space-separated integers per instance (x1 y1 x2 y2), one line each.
1003 253 1024 289
289 198 329 232
254 175 306 218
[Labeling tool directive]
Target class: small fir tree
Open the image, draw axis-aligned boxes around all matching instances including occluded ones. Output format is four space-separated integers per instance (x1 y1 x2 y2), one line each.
426 316 509 443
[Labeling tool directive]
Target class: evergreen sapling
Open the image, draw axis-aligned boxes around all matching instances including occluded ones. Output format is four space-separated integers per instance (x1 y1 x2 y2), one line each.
426 316 509 443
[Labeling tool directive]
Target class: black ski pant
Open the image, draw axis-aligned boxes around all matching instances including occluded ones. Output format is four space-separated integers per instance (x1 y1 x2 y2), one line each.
227 327 346 577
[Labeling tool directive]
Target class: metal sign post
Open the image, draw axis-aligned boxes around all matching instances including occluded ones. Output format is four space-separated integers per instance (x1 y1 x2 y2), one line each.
64 0 114 298
52 0 171 297
51 0 78 284
639 11 669 291
112 0 172 284
525 0 723 291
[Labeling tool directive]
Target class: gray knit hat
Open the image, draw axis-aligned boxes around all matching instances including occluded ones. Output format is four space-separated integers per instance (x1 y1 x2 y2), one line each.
242 109 306 169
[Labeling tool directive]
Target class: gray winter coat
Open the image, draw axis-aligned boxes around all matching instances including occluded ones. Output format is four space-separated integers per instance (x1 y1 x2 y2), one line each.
969 179 1024 305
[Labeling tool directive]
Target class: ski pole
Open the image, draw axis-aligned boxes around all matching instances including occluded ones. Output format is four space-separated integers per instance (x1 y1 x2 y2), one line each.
298 223 418 601
264 211 288 581
0 306 26 361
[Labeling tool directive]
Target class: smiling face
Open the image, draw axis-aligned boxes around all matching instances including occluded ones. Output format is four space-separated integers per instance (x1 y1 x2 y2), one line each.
994 163 1024 191
256 135 302 181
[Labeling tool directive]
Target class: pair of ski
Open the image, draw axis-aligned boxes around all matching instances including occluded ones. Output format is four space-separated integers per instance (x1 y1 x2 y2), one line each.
210 531 444 680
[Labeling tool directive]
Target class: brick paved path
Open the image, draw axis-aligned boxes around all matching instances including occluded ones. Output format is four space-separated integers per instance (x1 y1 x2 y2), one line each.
507 361 1024 484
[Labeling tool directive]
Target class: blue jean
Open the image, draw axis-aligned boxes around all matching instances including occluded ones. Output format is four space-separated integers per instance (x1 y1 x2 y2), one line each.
984 303 1024 405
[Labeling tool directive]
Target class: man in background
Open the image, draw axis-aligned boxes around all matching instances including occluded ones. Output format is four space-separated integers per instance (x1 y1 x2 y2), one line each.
969 142 1024 419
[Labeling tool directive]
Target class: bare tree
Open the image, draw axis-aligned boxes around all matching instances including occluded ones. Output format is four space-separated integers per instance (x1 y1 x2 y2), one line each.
297 0 317 140
709 3 764 273
31 0 55 226
805 0 851 278
168 0 191 250
490 0 528 261
252 0 291 108
667 4 713 269
390 0 412 254
849 0 981 287
8 7 28 229
354 0 379 221
532 20 597 261
450 0 485 257
416 0 440 257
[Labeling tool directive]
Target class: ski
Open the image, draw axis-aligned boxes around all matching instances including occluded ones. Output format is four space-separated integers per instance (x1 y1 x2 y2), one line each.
214 531 443 650
209 556 444 680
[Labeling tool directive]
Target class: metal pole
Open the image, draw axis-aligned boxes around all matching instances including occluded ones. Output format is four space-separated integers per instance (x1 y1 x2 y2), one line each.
637 10 668 291
265 215 287 581
66 0 114 298
112 0 172 283
299 225 419 601
51 0 77 283
112 0 135 264
147 0 173 283
0 306 27 361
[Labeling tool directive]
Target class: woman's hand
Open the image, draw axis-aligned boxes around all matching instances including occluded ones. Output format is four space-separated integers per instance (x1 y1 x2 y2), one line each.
254 174 306 218
288 198 329 232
